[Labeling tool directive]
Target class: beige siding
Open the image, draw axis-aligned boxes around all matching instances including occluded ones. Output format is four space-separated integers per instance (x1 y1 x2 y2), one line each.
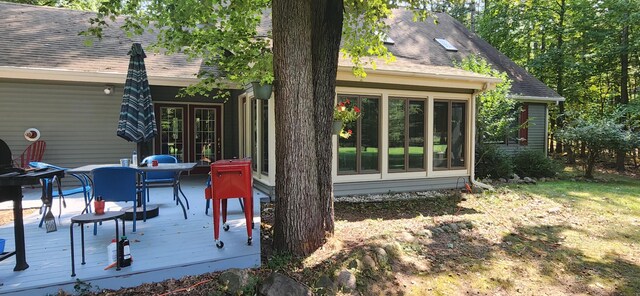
1 81 133 171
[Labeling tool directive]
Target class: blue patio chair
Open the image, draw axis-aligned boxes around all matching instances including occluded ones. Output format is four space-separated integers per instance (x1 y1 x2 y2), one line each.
141 155 189 209
29 162 91 227
92 167 145 232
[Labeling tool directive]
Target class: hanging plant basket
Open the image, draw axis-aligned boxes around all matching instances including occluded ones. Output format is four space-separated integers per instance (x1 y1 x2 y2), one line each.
252 81 273 100
332 120 343 135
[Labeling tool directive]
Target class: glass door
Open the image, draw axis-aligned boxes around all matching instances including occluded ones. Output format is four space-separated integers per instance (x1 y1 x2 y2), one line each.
157 106 185 162
189 105 222 174
154 104 222 174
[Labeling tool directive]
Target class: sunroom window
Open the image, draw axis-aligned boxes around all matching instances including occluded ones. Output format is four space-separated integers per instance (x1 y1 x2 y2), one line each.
388 98 426 172
433 100 466 170
337 95 380 174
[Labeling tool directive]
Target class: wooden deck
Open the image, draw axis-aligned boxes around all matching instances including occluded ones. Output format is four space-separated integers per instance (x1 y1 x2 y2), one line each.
0 175 262 295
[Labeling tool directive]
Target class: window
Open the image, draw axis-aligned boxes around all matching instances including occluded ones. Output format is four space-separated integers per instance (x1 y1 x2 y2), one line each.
250 99 269 174
433 101 466 169
251 100 257 172
338 95 380 174
435 38 458 52
388 98 425 172
159 107 184 162
486 103 529 145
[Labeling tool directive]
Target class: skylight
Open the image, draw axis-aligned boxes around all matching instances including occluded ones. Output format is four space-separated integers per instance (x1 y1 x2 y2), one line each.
435 38 458 52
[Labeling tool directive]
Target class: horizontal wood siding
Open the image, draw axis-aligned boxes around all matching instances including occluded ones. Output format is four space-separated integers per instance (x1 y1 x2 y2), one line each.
526 103 546 152
0 81 133 171
496 103 547 155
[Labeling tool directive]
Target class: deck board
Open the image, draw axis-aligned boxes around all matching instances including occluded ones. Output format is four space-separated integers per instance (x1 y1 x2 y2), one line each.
0 176 262 295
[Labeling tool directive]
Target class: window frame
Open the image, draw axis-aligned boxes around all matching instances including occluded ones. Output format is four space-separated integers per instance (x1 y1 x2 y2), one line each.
433 100 467 171
388 97 427 173
336 94 381 175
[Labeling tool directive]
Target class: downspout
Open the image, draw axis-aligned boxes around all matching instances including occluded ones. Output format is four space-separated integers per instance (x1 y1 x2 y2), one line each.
470 83 495 191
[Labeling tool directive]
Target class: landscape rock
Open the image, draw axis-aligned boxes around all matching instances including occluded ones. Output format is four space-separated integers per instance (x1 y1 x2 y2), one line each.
457 222 467 230
512 173 520 181
362 255 377 270
384 242 403 259
524 177 536 184
420 229 433 238
348 258 361 270
449 223 459 232
442 225 452 233
400 232 416 242
465 221 473 229
540 177 546 182
336 269 357 292
315 275 337 296
499 178 507 183
548 207 562 214
259 272 312 296
374 247 389 266
218 268 249 294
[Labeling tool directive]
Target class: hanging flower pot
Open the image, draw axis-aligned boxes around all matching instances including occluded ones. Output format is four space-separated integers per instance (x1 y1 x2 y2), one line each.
332 120 343 135
252 81 273 100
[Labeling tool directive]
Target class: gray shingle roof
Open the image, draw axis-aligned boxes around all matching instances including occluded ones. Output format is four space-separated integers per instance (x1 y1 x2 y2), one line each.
0 2 560 99
0 2 200 79
385 11 561 99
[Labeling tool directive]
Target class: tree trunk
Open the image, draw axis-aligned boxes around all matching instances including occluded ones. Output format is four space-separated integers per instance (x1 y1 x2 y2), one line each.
311 0 343 234
615 22 629 172
554 0 566 155
272 0 324 255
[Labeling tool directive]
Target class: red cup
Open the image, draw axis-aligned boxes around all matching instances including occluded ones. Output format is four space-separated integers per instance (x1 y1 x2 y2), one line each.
152 160 159 167
94 200 105 215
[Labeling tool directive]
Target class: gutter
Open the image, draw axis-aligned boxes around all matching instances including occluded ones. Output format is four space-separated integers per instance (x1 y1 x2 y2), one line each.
508 95 565 104
0 66 241 89
337 65 503 85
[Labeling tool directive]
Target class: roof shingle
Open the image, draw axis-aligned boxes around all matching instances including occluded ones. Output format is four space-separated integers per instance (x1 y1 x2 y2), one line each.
0 2 560 98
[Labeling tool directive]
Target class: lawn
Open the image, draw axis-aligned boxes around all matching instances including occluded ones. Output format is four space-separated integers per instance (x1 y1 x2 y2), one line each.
277 173 640 295
63 172 640 295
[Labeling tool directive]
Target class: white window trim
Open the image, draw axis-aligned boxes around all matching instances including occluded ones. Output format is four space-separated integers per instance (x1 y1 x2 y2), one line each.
333 86 474 182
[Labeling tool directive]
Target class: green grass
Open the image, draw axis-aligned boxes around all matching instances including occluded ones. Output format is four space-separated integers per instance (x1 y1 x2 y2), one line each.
375 174 640 295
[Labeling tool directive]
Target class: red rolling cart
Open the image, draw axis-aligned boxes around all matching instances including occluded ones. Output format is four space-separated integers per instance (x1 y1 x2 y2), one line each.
209 159 253 248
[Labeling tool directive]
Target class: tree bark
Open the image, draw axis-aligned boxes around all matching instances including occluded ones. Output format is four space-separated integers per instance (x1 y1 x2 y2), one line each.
554 0 566 155
272 0 324 255
311 0 343 234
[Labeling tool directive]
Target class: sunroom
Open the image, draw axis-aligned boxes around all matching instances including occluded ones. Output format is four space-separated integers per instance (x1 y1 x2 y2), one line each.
241 62 501 197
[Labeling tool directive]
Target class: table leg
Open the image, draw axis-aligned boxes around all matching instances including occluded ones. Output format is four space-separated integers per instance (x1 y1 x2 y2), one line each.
115 218 121 271
80 223 86 265
10 186 29 271
70 222 75 277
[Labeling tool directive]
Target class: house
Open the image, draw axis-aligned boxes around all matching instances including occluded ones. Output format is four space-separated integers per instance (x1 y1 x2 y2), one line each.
0 3 561 198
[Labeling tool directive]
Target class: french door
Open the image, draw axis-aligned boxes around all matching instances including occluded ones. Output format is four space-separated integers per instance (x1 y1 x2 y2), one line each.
154 103 222 174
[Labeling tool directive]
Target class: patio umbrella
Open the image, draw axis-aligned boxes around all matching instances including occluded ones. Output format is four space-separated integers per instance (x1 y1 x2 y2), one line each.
117 43 157 146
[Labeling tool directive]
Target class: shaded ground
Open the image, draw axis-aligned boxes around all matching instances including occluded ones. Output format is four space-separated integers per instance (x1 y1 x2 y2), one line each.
52 167 639 295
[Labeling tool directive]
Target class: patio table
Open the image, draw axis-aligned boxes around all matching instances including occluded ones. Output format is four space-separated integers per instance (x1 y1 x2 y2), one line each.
67 163 196 219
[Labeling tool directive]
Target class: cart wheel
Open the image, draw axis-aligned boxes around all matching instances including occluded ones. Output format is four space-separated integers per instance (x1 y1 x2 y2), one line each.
247 237 252 246
223 224 230 231
216 241 224 248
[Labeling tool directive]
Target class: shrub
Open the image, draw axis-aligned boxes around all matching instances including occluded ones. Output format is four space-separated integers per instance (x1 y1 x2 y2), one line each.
558 117 632 178
513 149 561 178
475 144 513 179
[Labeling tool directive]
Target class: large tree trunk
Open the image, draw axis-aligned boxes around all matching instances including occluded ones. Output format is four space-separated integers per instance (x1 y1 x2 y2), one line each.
311 0 343 234
554 0 566 155
272 0 325 255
